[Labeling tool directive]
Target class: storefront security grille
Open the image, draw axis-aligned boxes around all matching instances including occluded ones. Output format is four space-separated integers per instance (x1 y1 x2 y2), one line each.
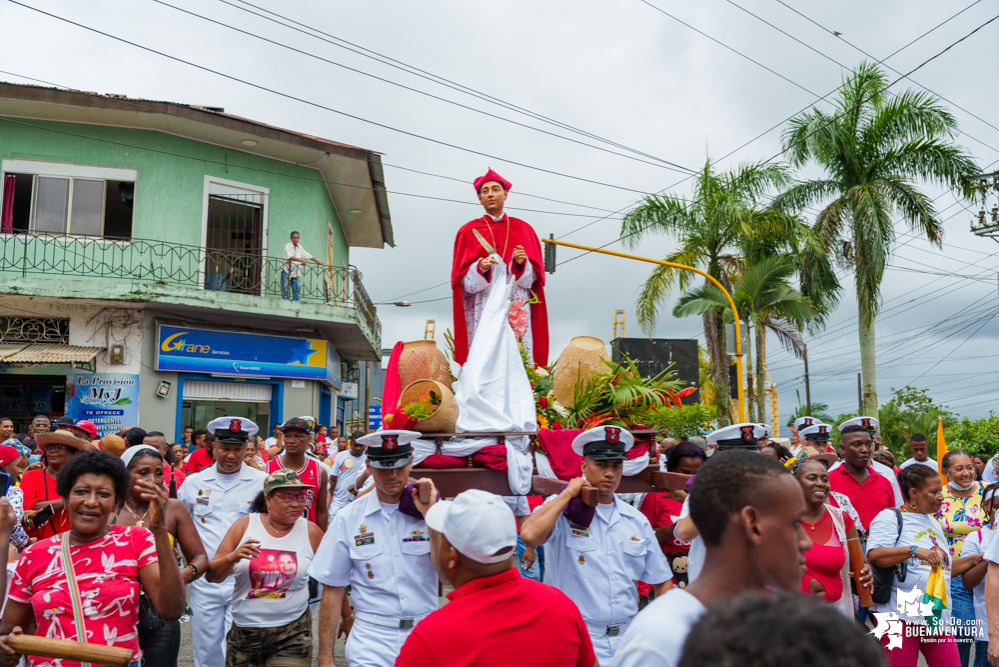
182 380 272 402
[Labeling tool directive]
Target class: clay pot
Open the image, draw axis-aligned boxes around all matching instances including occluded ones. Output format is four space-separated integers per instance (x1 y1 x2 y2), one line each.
398 340 452 390
552 336 610 408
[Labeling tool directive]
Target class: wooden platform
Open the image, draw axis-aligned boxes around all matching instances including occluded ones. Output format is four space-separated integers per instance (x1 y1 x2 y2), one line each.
409 428 689 504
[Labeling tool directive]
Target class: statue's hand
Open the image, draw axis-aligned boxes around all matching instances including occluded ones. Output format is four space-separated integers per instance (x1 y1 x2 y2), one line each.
479 257 498 271
513 246 527 266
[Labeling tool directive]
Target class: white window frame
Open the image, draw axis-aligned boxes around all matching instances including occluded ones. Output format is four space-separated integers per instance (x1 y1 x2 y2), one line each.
200 175 269 292
0 159 137 242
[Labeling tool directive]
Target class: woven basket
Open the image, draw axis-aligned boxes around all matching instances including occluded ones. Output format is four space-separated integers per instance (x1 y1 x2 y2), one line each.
398 340 452 390
552 336 609 408
399 380 459 433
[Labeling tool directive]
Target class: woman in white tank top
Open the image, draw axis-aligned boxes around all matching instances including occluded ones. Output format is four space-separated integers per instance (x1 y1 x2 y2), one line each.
208 470 325 667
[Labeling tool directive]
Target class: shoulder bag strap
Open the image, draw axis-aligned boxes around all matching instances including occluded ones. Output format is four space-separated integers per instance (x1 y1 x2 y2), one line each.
59 532 91 667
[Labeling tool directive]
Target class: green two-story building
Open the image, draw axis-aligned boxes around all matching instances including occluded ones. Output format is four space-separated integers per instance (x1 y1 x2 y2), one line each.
0 81 391 440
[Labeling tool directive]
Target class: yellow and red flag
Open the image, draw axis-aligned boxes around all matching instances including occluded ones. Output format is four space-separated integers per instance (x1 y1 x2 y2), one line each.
937 416 948 486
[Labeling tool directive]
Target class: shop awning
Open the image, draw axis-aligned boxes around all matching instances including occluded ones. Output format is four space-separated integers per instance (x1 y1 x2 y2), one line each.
0 344 104 363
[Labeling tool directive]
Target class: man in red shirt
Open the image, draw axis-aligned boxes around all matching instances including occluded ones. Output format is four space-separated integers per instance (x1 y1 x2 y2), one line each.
397 489 596 667
267 417 329 530
183 430 216 474
144 430 186 490
828 424 895 531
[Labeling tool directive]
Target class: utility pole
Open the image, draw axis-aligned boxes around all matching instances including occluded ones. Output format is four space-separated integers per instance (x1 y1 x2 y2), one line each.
803 344 811 416
969 171 999 245
857 373 863 414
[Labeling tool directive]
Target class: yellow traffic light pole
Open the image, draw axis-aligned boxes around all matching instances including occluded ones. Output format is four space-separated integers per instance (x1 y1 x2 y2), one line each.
543 238 746 423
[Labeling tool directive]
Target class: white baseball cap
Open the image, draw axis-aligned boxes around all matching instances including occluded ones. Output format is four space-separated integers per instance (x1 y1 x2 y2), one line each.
424 489 517 565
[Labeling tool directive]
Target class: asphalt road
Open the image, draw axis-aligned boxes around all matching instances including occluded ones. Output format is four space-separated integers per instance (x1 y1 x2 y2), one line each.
172 596 970 666
176 612 346 666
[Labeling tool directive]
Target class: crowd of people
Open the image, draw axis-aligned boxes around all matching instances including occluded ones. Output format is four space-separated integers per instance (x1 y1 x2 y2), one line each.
0 411 999 666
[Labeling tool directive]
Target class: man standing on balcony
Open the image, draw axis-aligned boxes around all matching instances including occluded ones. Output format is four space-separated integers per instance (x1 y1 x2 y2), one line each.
282 231 325 301
451 169 549 367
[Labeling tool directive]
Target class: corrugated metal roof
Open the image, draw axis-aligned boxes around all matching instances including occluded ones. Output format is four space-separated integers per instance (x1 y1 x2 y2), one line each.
1 344 103 363
0 344 28 358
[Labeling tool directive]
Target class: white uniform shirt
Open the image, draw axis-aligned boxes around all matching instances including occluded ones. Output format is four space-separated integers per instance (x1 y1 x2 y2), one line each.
178 462 268 560
283 241 313 278
614 588 707 667
309 489 437 619
543 497 671 628
900 457 938 470
330 449 367 507
965 525 996 642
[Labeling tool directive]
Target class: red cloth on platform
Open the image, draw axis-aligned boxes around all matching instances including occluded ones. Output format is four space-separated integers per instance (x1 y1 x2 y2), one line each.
379 342 405 429
536 428 651 481
419 444 509 471
451 215 548 367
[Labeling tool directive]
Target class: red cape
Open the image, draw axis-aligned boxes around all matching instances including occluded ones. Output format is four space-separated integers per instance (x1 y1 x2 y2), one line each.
451 214 548 367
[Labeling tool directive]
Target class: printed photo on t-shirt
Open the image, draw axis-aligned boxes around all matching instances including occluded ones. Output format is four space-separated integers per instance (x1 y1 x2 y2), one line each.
247 548 298 599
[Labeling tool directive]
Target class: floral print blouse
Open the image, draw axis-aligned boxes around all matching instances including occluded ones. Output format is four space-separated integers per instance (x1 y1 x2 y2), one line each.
935 482 985 558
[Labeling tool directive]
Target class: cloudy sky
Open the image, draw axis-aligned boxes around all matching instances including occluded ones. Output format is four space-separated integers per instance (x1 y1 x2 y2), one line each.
3 0 999 428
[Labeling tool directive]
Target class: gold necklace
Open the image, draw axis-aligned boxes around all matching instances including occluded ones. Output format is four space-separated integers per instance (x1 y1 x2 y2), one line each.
482 213 511 261
124 502 150 528
265 514 292 535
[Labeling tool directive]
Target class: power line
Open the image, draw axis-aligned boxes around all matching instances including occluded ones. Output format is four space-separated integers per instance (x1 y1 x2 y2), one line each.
147 0 698 175
6 0 675 196
555 10 999 269
766 0 999 157
222 0 689 169
390 0 991 299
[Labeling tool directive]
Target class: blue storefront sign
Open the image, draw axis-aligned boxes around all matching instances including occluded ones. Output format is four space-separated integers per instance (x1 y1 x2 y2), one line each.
70 374 140 437
156 325 341 388
368 405 382 430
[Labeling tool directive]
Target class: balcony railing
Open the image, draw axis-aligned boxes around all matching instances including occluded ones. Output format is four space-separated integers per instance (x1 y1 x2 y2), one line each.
0 232 381 346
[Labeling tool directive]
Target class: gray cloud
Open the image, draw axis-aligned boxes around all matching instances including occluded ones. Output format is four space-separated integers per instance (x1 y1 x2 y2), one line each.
4 0 998 426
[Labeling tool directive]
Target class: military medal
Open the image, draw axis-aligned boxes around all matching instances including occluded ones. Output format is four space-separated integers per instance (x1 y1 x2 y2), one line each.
578 554 586 565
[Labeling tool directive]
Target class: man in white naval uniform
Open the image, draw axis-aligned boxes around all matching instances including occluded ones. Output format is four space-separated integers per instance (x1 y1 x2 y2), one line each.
178 416 268 667
521 426 672 667
311 430 439 667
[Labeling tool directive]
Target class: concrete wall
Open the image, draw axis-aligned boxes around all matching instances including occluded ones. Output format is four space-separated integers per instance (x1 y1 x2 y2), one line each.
0 295 142 375
0 117 348 267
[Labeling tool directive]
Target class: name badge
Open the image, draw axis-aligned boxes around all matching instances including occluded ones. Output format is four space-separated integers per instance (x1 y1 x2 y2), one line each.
569 523 589 538
355 532 374 546
196 497 210 506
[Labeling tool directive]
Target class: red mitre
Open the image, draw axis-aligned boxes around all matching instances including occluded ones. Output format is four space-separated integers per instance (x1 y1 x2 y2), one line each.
473 168 512 193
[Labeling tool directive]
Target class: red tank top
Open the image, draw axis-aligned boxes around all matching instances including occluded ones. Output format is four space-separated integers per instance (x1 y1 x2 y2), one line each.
266 456 321 524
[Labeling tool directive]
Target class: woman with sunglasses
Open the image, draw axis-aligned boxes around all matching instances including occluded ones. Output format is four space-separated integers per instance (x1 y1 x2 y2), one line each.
208 470 325 667
952 483 998 667
20 430 91 540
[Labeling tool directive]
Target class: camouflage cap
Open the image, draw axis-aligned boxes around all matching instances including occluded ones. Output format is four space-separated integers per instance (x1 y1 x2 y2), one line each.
264 469 316 495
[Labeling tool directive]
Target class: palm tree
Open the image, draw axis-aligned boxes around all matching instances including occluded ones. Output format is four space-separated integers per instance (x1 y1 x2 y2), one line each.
697 345 717 409
775 61 980 418
621 159 801 425
789 393 836 426
673 256 820 423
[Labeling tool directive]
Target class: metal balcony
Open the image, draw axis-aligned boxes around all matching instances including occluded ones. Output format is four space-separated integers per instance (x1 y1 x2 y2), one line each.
0 231 381 347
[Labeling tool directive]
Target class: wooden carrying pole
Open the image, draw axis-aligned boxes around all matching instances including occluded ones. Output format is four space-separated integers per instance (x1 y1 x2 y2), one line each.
847 537 874 608
7 634 134 667
542 238 746 422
